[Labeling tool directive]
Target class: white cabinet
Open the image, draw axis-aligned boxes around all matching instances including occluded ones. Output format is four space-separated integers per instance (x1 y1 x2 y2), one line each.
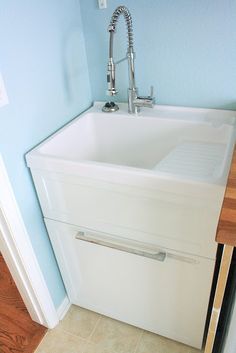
45 218 215 349
25 103 236 349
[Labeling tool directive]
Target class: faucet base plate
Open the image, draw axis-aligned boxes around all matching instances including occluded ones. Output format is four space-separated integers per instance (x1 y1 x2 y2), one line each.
102 102 119 113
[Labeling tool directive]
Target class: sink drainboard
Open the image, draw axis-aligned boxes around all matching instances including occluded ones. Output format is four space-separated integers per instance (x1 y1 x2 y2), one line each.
154 142 226 179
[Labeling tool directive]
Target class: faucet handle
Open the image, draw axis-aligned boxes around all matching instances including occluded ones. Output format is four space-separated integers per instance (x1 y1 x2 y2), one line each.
133 86 155 108
138 86 155 100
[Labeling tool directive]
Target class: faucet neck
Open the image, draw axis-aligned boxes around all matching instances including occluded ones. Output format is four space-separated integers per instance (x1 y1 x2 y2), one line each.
107 6 139 113
127 49 136 91
127 50 139 114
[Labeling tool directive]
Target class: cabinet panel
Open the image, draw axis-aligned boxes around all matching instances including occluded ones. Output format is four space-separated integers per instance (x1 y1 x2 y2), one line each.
32 169 218 259
45 218 215 349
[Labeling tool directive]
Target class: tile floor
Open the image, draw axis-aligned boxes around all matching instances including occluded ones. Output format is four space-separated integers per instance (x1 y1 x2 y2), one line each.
35 305 203 353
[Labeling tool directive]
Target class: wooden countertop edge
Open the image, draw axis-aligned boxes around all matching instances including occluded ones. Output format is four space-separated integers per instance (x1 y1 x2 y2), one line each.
216 145 236 246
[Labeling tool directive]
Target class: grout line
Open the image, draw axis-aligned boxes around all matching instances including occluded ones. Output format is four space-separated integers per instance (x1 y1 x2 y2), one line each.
87 314 102 342
35 328 89 353
133 329 144 353
60 328 88 341
80 315 102 353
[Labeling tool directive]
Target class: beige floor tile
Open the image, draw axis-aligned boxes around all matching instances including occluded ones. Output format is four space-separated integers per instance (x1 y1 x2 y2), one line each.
34 326 85 353
58 305 100 339
84 316 142 353
135 331 202 353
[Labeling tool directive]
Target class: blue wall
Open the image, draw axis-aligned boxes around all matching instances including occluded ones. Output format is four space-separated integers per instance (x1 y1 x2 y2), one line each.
0 0 92 308
80 0 236 110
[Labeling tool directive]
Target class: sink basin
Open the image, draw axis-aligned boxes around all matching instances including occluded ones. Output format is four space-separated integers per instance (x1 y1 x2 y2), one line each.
26 102 236 259
30 102 235 183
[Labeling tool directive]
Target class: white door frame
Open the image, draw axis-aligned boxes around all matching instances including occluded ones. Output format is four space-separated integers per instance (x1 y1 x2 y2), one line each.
0 154 59 328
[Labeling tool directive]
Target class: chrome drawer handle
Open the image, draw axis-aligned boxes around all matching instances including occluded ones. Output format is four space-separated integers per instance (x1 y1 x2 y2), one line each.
75 231 166 262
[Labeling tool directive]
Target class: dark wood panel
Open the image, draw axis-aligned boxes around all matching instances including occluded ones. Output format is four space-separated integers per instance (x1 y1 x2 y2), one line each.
216 146 236 246
0 254 47 352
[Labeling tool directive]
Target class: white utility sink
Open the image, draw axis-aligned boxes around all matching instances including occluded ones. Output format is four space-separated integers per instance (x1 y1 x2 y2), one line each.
26 102 236 349
32 102 235 183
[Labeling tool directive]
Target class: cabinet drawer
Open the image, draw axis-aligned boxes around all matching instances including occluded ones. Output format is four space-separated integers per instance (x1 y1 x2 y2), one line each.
45 218 215 349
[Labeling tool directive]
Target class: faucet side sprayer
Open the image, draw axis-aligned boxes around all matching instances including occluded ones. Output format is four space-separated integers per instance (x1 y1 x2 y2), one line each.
103 6 155 114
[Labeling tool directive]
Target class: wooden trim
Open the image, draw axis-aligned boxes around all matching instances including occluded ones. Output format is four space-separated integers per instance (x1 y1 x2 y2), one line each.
216 146 236 247
204 245 234 353
0 154 59 328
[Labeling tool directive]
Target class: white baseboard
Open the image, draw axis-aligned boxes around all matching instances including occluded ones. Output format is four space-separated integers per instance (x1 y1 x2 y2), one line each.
57 295 71 321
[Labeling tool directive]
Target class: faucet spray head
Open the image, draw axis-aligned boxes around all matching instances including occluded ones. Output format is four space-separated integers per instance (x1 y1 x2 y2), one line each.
106 59 118 96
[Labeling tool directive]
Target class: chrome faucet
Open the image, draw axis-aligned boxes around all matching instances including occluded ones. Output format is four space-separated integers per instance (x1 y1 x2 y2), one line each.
105 6 155 114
